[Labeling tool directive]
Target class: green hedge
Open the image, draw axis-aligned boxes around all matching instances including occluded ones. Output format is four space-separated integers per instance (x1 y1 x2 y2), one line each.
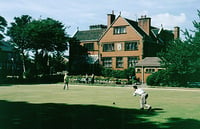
146 70 169 86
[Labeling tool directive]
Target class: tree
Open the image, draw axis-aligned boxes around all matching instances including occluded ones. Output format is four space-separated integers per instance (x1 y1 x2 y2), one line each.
7 15 32 78
159 39 193 86
0 16 7 40
159 10 200 86
68 38 88 74
49 53 69 74
25 18 68 75
186 10 200 82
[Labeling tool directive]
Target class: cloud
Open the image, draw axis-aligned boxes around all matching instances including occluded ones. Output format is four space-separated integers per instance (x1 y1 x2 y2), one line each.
152 13 186 29
0 0 196 36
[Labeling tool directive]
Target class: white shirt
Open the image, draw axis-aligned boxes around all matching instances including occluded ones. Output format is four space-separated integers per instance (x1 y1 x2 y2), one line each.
133 88 145 96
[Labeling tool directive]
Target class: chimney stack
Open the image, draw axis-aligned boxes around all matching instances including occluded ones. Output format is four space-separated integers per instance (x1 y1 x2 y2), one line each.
107 10 115 28
174 26 180 39
138 15 151 35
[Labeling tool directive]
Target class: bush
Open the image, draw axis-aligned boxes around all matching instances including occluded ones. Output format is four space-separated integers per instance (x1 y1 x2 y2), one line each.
102 67 135 79
147 70 169 86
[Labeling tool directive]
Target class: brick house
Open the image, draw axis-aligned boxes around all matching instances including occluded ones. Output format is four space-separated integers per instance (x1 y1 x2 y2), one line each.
73 24 107 64
135 57 164 83
73 11 179 79
99 12 179 70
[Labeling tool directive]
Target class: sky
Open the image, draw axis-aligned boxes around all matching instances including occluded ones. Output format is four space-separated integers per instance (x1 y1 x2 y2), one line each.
0 0 199 38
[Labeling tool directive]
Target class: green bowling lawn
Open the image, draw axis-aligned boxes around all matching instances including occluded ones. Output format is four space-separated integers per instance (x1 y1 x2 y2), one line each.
0 84 200 129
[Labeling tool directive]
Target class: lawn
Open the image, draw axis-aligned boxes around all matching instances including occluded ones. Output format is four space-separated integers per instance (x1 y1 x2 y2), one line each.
0 84 200 129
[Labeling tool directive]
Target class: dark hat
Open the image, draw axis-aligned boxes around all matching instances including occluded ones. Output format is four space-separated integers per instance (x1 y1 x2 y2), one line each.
133 85 137 89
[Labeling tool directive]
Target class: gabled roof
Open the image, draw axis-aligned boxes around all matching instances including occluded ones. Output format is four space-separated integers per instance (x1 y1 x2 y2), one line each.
99 16 149 41
73 28 106 42
124 18 149 38
74 15 175 43
151 28 160 37
135 57 161 67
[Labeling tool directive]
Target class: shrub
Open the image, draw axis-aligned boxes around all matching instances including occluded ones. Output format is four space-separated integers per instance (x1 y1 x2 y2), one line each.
102 67 135 79
147 70 169 86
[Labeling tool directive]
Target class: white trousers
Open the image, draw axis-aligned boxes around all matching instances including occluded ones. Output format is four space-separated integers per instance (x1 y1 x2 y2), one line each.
140 93 151 109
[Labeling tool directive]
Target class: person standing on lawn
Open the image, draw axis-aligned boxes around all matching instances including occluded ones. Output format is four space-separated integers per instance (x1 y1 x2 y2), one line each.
133 84 151 111
85 73 89 84
63 73 69 90
91 74 95 84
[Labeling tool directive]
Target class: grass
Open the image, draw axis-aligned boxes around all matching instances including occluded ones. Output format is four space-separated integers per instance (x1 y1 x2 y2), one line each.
0 84 200 129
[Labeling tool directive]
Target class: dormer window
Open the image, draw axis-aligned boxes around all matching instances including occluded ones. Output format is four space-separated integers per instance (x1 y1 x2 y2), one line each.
114 26 126 34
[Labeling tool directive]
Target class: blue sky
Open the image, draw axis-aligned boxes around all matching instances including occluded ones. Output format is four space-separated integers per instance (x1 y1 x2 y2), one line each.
0 0 199 37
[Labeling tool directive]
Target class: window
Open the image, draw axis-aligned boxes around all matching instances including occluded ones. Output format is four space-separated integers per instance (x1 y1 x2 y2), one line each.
128 57 139 67
103 57 112 68
114 26 126 34
84 43 94 51
116 57 123 68
145 68 155 73
136 68 141 73
103 43 114 52
125 41 138 51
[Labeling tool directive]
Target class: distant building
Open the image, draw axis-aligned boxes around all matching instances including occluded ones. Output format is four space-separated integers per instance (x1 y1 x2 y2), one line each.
135 57 164 83
73 11 179 82
0 41 22 78
74 11 179 69
74 24 106 64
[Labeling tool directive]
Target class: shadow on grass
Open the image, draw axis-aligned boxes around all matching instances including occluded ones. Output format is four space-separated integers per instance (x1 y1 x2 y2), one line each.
151 108 164 111
162 117 200 129
0 100 200 129
0 100 160 129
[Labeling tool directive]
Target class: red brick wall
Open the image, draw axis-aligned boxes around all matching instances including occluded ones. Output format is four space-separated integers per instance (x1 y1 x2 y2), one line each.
135 67 164 83
100 17 143 70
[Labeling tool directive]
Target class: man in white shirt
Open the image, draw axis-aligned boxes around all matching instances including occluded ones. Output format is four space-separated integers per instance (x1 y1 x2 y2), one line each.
133 84 151 111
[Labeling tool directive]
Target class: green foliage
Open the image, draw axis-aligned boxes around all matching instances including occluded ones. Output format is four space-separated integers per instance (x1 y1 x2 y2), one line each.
68 38 89 75
158 10 200 86
26 18 68 52
101 68 113 77
7 15 33 78
159 40 193 86
7 15 69 77
124 67 135 78
147 70 169 86
49 53 68 73
102 67 135 79
26 18 68 75
7 15 32 50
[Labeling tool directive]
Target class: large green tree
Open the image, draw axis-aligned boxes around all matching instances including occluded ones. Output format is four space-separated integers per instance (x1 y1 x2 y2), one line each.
26 18 68 75
187 10 200 82
0 16 7 40
68 38 88 75
7 15 32 78
158 10 200 86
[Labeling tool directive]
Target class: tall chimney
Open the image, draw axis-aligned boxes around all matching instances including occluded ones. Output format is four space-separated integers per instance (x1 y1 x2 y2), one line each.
138 15 151 35
107 10 115 28
174 26 180 39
